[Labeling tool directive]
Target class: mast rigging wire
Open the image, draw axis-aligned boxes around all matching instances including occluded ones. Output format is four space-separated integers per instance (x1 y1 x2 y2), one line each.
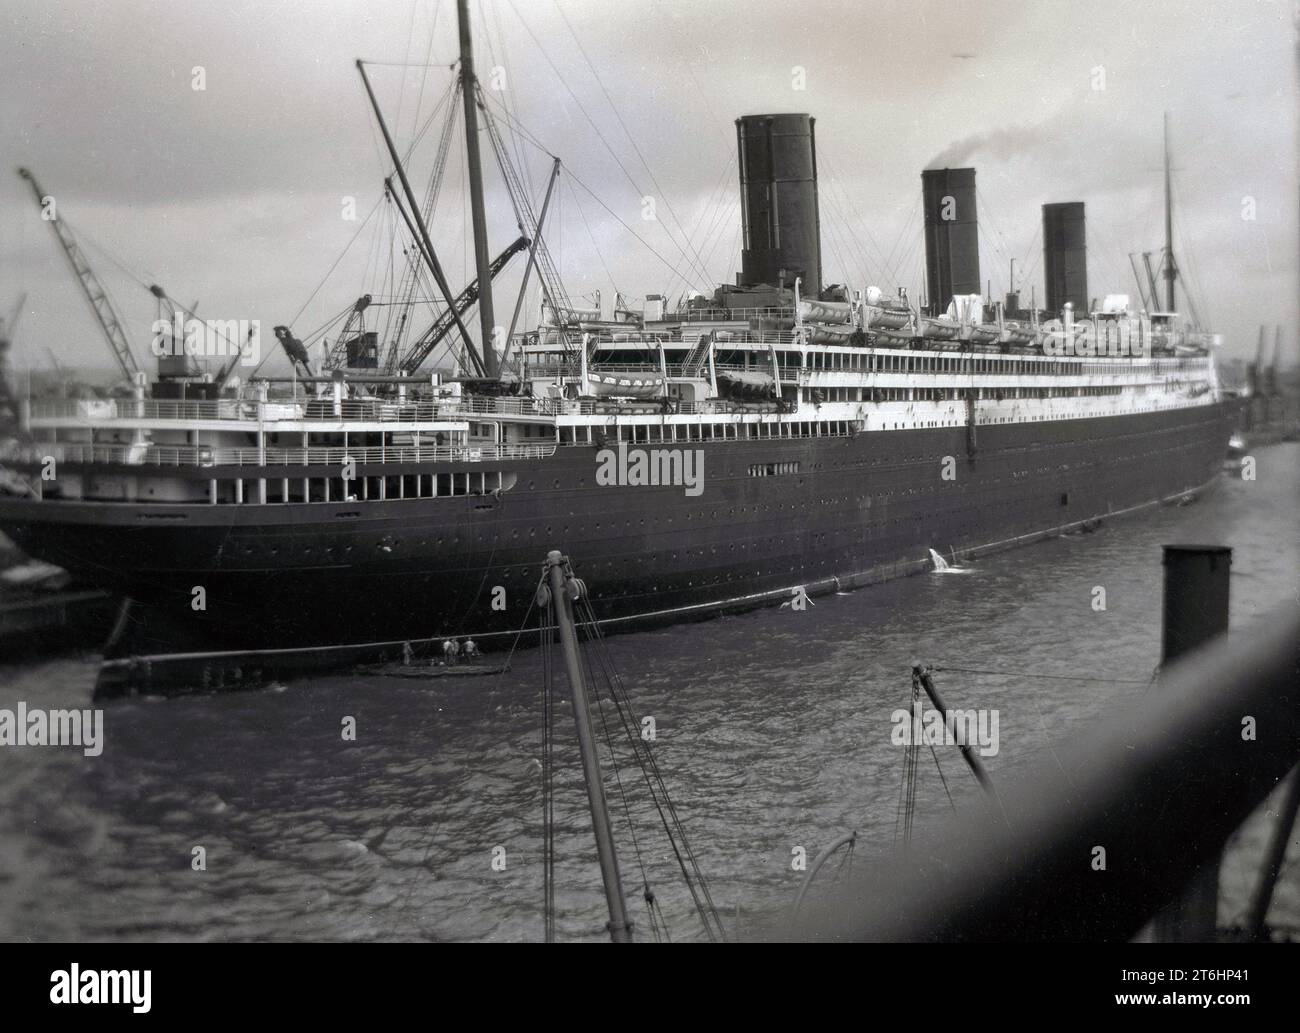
571 590 728 942
501 0 711 291
477 92 701 291
548 0 716 290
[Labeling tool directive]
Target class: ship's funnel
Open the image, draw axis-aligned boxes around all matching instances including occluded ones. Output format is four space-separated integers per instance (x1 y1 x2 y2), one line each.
1043 202 1088 316
736 113 821 296
921 167 980 313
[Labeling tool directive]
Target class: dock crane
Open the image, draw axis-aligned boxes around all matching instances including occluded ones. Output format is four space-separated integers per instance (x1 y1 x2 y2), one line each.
324 295 376 371
0 293 27 430
0 293 27 348
273 326 313 377
147 284 252 390
17 168 146 393
397 234 529 376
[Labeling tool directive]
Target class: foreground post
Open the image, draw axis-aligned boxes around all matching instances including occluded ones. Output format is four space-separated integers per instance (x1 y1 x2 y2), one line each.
779 600 1299 942
1243 765 1300 940
1152 544 1231 942
543 551 632 943
914 665 996 796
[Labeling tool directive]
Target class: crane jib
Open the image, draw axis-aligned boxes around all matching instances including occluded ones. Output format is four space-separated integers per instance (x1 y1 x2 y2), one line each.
398 235 530 376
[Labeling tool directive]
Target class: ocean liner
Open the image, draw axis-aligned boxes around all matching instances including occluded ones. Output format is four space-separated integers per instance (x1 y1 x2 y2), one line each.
0 3 1237 660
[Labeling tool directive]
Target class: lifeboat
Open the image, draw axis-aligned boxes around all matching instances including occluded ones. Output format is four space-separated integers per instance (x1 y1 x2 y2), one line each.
806 323 859 345
1002 322 1037 346
717 368 777 400
798 298 853 324
586 372 665 397
864 304 911 330
919 317 961 341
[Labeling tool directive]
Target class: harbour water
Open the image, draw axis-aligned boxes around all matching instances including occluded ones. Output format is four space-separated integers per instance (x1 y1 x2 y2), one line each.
1 443 1296 942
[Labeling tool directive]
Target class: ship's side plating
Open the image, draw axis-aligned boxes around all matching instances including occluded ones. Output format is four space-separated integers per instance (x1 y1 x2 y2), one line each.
0 392 1234 652
0 107 1239 657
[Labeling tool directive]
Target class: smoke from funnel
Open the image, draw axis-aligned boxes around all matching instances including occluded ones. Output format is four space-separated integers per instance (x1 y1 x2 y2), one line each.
926 123 1048 170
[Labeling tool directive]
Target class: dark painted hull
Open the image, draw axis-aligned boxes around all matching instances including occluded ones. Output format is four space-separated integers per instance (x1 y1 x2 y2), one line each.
0 403 1237 656
0 586 118 659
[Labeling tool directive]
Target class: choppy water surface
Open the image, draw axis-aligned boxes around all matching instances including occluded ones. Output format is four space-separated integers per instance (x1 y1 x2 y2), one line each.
1 444 1296 941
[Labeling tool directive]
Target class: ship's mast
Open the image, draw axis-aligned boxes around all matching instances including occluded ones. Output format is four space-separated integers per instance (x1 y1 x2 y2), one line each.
1163 112 1177 314
357 61 486 378
457 0 499 378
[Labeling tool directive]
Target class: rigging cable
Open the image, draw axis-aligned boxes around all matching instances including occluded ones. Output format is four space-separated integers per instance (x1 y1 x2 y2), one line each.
502 0 711 289
1171 177 1210 327
881 194 922 292
244 195 387 379
659 146 738 300
818 151 895 284
572 591 728 941
405 0 443 146
477 92 699 290
577 632 668 942
695 199 742 293
483 0 539 203
929 743 957 812
568 178 621 300
540 591 556 943
549 0 716 289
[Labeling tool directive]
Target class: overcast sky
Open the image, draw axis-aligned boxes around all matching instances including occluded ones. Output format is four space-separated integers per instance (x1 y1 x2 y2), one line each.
2 0 1296 376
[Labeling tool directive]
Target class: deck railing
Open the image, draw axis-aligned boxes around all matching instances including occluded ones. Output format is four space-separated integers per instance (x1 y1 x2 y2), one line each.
587 363 662 374
667 306 795 321
27 355 1214 428
20 441 557 469
27 395 561 424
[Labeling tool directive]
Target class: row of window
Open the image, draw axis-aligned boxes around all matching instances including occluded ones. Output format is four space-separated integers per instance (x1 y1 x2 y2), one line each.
853 385 1128 403
749 462 801 477
210 470 513 505
557 420 857 445
767 350 1205 377
546 385 1196 445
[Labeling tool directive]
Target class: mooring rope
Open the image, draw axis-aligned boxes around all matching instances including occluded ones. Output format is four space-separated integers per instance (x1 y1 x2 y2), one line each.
933 664 1154 685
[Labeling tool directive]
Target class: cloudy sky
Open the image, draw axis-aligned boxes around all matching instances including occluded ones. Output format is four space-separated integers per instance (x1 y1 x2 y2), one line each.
2 0 1296 376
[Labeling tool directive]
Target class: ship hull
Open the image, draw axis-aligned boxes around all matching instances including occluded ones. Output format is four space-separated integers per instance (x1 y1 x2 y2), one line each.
0 402 1237 656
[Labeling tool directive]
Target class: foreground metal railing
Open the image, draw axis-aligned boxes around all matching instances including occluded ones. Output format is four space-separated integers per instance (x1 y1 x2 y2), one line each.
778 601 1300 941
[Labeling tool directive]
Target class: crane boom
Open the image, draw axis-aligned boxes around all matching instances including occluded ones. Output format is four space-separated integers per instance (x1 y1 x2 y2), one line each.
17 168 143 389
399 235 529 376
325 294 375 371
0 292 27 432
3 292 28 341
